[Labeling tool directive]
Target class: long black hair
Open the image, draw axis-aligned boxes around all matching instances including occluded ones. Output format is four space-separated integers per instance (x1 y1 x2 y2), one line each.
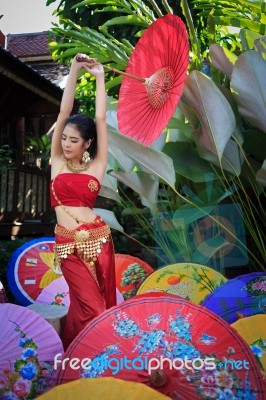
65 114 97 159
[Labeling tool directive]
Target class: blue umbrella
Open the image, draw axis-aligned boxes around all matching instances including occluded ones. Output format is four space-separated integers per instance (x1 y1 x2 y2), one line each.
202 272 266 323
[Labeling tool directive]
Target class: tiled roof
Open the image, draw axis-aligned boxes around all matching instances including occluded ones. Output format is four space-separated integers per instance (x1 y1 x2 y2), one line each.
6 32 51 57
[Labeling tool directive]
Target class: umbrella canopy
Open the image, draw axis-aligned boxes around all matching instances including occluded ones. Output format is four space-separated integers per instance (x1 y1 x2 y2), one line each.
56 294 265 399
0 303 63 399
115 254 154 299
117 14 189 145
36 276 70 307
232 314 266 376
7 237 58 306
36 276 124 307
202 272 266 324
37 377 171 400
137 263 227 304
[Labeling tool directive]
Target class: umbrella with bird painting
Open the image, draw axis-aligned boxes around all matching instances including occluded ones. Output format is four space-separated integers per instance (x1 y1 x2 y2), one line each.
137 263 227 304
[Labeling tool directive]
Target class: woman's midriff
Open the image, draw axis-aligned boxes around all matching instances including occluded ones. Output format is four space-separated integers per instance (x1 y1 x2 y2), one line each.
54 205 97 229
53 215 112 274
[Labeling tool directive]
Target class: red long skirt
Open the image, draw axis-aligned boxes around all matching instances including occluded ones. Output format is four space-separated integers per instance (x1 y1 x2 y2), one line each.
54 218 116 350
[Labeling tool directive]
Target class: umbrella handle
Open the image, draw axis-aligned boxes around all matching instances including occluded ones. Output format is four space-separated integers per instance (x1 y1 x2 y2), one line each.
103 65 146 83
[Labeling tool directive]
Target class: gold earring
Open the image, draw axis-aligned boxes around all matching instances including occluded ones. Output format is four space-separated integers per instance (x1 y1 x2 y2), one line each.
82 150 90 164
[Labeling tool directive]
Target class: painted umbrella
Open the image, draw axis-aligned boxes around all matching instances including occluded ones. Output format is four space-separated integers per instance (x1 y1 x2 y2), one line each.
137 263 227 304
55 293 265 399
231 314 266 377
0 303 63 399
115 253 154 300
202 272 266 324
7 237 58 306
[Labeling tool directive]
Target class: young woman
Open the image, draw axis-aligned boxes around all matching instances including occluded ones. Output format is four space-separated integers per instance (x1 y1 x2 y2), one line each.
50 54 116 350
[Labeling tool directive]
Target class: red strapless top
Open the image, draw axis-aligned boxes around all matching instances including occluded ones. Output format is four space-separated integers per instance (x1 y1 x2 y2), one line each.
50 173 101 209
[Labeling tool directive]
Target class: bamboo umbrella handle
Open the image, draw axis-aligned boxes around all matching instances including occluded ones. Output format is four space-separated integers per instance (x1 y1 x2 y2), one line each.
103 65 146 83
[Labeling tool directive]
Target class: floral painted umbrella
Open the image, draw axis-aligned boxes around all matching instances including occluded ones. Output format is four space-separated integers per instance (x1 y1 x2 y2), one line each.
7 237 58 306
115 254 154 299
56 294 265 399
0 303 63 399
202 272 266 324
137 263 227 304
231 314 266 377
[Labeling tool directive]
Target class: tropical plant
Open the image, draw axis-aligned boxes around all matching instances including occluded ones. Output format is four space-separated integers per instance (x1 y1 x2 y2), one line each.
26 134 52 169
46 0 266 272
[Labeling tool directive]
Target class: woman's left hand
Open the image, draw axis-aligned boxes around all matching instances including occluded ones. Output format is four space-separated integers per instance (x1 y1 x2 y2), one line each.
76 54 104 76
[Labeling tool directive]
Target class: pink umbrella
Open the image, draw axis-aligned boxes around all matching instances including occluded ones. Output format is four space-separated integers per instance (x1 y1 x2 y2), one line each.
36 276 124 307
0 303 63 399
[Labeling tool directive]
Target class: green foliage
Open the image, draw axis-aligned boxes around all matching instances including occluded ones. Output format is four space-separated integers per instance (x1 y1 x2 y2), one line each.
26 134 51 169
45 0 266 272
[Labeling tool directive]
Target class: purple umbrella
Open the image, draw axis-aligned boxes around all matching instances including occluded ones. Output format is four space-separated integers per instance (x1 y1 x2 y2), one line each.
202 272 266 323
0 303 63 399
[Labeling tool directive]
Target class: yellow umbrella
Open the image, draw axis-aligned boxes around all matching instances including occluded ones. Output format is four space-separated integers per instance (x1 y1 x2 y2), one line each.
137 262 227 304
231 314 266 376
37 377 171 400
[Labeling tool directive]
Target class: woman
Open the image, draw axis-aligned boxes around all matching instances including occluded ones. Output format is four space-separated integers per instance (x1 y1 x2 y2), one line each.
50 54 116 350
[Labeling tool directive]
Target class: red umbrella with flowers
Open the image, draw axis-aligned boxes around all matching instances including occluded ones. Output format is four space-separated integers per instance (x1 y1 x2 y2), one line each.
55 293 265 399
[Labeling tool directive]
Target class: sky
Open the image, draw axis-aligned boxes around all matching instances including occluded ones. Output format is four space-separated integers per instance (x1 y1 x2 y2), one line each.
0 0 61 35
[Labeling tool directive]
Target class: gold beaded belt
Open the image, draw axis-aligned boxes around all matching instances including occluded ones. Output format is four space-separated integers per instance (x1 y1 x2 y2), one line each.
53 223 111 274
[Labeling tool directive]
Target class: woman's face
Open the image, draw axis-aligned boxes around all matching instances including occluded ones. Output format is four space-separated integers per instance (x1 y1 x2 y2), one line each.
61 124 88 162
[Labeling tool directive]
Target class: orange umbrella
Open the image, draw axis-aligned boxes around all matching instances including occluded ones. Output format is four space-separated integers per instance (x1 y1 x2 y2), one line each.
115 253 154 299
37 377 171 400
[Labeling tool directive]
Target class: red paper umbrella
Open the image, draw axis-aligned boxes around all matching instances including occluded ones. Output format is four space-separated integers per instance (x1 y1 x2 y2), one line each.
115 253 154 299
116 14 189 145
55 294 265 399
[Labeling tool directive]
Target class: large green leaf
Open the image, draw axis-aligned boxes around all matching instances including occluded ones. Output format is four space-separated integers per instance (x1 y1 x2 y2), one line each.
209 44 238 79
163 141 215 182
256 159 266 185
109 171 159 205
93 208 124 231
183 70 236 159
231 50 266 133
108 129 176 187
255 35 266 59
